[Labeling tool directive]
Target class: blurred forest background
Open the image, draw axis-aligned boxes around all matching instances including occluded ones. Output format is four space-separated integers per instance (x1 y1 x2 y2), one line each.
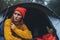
0 0 60 15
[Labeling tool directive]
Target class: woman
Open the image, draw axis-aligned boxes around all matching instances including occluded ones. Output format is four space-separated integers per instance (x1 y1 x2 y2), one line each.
4 7 32 40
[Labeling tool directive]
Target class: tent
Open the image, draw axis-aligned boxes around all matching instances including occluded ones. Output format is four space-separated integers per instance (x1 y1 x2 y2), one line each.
0 3 59 40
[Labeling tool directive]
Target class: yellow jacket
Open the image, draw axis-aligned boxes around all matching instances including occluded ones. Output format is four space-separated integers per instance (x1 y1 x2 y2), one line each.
4 19 32 40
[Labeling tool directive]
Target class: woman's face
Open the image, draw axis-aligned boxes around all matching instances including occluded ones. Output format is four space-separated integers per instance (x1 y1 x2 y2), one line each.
13 11 22 22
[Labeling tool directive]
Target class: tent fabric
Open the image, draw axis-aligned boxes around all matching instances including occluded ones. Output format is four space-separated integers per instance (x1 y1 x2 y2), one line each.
0 3 59 40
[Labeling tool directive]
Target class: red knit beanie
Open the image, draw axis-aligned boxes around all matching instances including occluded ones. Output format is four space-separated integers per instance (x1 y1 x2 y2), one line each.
15 7 26 18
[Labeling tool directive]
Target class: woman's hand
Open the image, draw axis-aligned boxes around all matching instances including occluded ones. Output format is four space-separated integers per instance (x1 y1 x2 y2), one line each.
11 23 15 29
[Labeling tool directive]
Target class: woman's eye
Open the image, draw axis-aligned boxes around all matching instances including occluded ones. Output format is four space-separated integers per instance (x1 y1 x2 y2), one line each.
14 13 21 16
14 13 17 15
18 14 21 16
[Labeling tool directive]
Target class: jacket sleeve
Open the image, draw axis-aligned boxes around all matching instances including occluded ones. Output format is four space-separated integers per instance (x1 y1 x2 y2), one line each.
4 19 21 40
12 24 32 39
